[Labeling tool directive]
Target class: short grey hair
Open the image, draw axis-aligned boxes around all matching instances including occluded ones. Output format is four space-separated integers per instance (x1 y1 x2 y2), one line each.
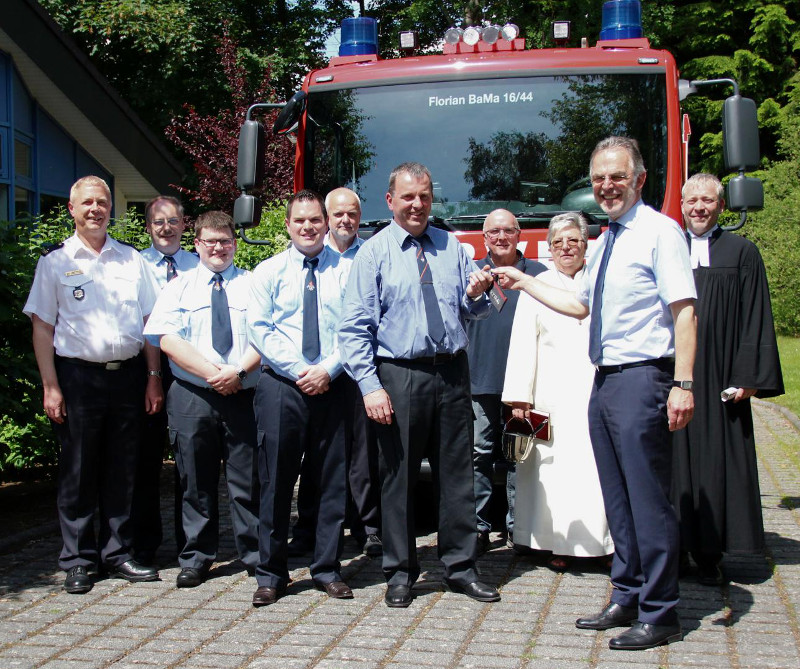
590 136 646 181
547 212 589 246
70 176 111 203
682 173 724 201
388 162 432 195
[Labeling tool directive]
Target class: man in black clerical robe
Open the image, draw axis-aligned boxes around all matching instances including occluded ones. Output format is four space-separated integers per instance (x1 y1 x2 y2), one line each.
671 173 784 586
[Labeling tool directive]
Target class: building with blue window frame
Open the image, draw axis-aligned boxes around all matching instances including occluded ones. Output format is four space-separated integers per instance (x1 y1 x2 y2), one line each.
0 0 183 221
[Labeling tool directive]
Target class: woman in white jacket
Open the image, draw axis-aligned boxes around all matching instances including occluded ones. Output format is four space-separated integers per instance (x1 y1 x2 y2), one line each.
502 212 613 571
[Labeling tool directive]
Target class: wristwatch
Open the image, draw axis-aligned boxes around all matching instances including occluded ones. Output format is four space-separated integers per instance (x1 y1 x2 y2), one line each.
236 367 247 381
148 370 162 378
672 380 693 391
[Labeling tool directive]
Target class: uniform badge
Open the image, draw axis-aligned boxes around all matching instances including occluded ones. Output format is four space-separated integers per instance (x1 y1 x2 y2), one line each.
73 287 85 301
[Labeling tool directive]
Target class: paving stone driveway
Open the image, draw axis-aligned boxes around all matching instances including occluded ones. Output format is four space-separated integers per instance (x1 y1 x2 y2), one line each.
1 400 799 669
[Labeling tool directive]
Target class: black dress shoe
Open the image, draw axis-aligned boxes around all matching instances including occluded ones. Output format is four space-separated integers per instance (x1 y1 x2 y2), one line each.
64 565 93 594
385 584 413 608
315 580 354 599
252 584 286 607
444 579 501 602
363 534 383 557
609 621 682 650
111 559 159 583
576 602 637 630
176 567 207 588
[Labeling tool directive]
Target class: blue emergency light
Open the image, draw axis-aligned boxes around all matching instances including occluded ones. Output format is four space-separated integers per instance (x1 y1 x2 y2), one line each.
339 17 379 56
599 0 643 40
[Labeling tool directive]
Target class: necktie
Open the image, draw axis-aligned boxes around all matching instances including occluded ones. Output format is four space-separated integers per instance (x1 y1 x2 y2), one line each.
164 255 177 282
588 222 620 364
211 273 233 356
302 257 320 361
412 236 446 346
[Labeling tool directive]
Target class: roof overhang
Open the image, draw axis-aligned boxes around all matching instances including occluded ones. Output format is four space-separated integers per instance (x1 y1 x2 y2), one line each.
0 0 184 202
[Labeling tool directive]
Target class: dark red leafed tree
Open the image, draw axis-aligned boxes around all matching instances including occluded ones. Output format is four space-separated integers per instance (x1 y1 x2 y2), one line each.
165 31 294 211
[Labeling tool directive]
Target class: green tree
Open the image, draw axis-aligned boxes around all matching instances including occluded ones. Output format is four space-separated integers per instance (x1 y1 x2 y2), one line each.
38 0 352 131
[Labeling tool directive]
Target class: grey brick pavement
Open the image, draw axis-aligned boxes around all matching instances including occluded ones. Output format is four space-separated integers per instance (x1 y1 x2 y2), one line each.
1 400 799 668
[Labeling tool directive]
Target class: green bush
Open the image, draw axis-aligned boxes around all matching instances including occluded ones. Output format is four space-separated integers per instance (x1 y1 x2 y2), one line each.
233 200 290 271
739 161 800 337
0 201 288 475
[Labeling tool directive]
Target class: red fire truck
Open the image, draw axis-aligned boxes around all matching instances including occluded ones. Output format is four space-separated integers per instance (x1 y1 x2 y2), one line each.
235 1 763 263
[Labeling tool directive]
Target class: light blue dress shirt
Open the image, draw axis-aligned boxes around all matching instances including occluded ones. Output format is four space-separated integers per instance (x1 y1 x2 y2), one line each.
576 200 696 365
338 221 490 396
248 245 346 382
143 263 258 389
140 246 199 289
325 233 364 262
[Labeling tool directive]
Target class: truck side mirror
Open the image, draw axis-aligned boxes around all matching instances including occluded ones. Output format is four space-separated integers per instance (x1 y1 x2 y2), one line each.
233 193 262 229
273 91 307 135
722 95 759 171
726 175 764 212
237 120 265 190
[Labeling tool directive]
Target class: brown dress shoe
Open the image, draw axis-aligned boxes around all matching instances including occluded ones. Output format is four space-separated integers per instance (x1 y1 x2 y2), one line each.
315 580 353 599
252 585 285 607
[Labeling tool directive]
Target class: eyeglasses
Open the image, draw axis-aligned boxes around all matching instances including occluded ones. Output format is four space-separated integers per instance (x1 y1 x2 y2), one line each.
550 237 584 250
196 238 234 249
151 217 182 227
591 173 631 185
484 228 520 240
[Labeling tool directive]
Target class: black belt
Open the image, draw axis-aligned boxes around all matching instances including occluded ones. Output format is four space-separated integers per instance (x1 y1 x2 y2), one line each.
595 357 674 375
56 355 140 371
378 350 464 366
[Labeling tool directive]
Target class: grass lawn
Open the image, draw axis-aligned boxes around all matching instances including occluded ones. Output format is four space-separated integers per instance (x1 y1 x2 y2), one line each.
766 336 800 418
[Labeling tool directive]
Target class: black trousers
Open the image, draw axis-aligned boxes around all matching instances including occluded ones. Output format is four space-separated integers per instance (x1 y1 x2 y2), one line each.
167 380 259 571
374 352 478 587
588 363 679 625
130 352 172 562
346 378 381 536
292 377 380 544
53 355 144 570
254 369 348 588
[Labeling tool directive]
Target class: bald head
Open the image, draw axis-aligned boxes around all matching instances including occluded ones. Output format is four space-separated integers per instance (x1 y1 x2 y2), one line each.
326 188 362 252
483 209 520 265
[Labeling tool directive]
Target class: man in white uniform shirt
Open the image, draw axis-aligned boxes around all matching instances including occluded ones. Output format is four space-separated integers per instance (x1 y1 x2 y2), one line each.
24 176 162 594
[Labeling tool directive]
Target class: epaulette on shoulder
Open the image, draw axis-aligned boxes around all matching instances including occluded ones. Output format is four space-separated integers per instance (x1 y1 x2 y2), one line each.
115 239 137 249
42 242 64 256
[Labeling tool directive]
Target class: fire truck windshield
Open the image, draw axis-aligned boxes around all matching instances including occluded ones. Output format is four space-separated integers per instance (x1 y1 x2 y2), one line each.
303 72 668 226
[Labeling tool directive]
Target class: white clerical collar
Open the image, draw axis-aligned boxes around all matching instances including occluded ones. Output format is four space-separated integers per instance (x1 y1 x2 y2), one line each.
688 225 718 268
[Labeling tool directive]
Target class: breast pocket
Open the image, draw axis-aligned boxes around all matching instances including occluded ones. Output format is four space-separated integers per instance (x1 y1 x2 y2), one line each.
59 274 94 311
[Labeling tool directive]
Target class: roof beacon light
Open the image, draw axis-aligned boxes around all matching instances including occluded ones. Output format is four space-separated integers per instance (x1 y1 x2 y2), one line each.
501 23 519 41
444 27 463 45
599 0 643 40
482 24 501 44
462 25 482 46
339 17 378 56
